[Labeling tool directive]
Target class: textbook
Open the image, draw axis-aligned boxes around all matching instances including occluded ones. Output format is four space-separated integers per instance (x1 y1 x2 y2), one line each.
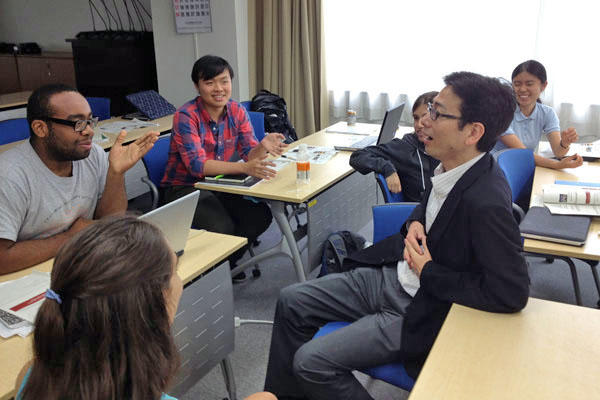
204 174 261 187
541 183 600 216
519 206 591 246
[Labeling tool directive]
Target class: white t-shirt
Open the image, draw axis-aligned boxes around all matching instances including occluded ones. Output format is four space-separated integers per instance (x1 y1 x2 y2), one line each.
0 141 108 241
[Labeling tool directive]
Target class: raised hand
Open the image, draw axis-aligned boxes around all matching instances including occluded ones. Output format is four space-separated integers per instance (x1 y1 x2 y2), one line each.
260 133 288 157
560 127 578 147
108 130 159 174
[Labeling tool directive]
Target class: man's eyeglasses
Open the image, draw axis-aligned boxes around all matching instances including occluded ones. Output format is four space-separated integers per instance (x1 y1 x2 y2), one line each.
45 116 99 132
427 102 461 121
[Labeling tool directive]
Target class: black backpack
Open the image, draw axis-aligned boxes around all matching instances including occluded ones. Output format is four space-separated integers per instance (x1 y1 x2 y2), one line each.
250 89 298 142
319 231 366 277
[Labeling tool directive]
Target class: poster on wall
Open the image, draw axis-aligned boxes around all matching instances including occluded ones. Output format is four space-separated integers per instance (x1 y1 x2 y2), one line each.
173 0 212 34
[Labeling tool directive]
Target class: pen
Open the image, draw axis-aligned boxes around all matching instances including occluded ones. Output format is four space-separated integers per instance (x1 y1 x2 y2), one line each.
214 174 224 179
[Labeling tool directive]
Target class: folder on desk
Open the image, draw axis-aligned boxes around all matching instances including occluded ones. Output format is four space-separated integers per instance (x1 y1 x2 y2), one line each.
519 206 591 246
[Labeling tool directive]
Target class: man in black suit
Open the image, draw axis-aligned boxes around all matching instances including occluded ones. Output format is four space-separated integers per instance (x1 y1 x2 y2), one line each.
264 72 530 400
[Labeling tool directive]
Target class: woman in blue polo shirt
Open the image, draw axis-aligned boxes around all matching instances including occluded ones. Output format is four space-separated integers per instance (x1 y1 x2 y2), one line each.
493 60 583 170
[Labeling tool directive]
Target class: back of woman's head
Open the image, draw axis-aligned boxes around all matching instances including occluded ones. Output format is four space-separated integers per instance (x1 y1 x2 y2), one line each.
23 216 179 400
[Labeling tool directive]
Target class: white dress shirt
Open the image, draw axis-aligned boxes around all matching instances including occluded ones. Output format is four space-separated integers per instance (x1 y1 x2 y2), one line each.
397 153 485 296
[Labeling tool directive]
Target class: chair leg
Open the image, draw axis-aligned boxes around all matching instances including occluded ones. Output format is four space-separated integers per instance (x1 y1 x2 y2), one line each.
220 357 238 400
247 246 261 278
580 259 600 308
556 256 582 306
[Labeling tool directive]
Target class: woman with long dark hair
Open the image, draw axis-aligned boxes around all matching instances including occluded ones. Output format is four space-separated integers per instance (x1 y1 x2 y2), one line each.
15 216 275 400
493 59 583 169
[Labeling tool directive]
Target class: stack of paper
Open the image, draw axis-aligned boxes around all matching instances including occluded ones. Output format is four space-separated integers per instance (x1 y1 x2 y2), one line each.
0 271 50 338
540 182 600 216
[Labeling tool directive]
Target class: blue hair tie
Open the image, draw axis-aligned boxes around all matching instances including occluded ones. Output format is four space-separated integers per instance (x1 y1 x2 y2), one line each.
45 288 62 304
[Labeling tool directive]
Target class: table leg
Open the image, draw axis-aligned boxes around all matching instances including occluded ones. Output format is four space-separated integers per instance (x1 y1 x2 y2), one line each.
269 200 306 282
557 256 582 306
231 200 307 282
221 357 238 400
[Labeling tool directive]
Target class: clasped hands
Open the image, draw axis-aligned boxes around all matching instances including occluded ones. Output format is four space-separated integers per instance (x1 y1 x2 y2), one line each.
403 221 432 278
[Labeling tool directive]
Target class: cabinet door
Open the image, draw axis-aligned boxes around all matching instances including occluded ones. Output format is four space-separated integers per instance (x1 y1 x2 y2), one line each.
47 58 76 87
17 57 47 91
0 56 21 94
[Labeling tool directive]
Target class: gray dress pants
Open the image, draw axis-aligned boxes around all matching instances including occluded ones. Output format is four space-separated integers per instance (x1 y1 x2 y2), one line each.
264 266 412 400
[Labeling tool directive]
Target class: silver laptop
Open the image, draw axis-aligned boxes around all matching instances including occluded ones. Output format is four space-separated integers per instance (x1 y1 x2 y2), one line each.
334 103 405 151
139 190 200 256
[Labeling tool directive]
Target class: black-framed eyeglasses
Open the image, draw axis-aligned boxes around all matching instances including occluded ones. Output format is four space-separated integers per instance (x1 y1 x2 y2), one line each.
427 102 461 121
44 116 99 132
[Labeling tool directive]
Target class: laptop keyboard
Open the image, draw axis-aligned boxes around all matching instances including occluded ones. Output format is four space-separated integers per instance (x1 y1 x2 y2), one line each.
351 136 378 148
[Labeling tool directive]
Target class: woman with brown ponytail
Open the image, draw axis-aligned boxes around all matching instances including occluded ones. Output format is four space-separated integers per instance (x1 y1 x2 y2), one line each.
14 216 276 400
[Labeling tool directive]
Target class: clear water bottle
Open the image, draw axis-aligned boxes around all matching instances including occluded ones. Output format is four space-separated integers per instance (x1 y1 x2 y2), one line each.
296 144 310 184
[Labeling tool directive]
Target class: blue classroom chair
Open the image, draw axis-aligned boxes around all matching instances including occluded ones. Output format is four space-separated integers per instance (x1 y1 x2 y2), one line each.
312 202 419 392
140 134 171 210
376 173 404 203
86 97 111 120
248 110 266 141
0 118 30 145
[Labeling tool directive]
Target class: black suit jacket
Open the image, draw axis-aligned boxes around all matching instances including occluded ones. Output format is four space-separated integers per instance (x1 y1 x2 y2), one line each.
344 153 530 378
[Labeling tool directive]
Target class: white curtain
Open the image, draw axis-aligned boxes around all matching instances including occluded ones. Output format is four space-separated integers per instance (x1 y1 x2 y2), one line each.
324 0 600 140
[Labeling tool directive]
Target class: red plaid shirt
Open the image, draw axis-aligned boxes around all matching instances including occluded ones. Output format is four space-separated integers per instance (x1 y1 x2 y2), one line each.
161 98 258 186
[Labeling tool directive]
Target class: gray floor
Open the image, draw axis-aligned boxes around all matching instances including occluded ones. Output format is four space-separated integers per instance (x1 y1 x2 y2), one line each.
179 210 600 400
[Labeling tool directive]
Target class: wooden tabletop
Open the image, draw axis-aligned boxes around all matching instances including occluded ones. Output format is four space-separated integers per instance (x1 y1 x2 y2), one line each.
0 114 173 154
0 91 31 110
523 161 600 260
409 298 600 400
194 126 413 203
0 229 246 400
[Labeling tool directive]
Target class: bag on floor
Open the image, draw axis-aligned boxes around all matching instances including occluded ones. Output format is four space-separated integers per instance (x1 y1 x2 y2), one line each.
319 231 366 277
250 89 298 142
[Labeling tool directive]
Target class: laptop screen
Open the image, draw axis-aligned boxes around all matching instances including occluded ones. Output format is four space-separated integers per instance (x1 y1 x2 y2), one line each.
376 103 405 145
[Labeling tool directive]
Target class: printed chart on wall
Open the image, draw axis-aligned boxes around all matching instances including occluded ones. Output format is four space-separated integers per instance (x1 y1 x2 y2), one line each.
173 0 212 34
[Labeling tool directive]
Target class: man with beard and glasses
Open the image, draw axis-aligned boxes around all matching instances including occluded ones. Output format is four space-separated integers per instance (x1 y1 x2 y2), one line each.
0 84 158 274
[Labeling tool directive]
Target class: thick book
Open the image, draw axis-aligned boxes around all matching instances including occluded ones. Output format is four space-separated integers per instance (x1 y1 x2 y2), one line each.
204 174 261 187
519 206 591 246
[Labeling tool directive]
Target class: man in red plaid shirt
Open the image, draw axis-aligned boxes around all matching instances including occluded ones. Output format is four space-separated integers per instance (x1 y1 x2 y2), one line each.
161 55 288 281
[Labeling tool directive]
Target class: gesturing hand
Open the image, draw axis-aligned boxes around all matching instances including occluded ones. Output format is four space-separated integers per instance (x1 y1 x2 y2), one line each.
260 133 288 157
244 155 278 180
108 130 159 175
386 172 402 193
560 127 578 147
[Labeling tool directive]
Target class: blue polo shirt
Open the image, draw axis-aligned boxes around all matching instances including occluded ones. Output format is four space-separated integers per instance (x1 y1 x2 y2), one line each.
492 102 560 153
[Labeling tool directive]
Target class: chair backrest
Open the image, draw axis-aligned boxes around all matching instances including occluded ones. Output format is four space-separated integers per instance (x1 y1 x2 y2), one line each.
142 134 171 187
248 110 266 141
372 202 419 243
376 173 404 203
86 97 111 120
240 100 252 112
496 148 535 202
0 118 30 145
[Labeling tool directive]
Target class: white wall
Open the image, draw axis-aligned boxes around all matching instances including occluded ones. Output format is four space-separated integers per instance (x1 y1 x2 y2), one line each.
0 0 152 52
150 0 249 108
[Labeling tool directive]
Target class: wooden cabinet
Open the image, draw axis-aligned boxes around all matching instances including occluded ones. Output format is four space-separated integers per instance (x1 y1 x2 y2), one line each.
0 52 75 94
0 55 21 94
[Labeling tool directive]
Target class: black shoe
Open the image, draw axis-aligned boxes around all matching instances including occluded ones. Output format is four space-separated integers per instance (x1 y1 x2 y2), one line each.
232 271 247 283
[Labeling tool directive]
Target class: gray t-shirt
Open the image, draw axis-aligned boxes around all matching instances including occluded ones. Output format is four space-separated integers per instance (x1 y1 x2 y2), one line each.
0 141 108 242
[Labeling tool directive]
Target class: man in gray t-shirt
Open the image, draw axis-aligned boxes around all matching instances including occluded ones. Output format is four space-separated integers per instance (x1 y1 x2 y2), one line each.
0 84 158 274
